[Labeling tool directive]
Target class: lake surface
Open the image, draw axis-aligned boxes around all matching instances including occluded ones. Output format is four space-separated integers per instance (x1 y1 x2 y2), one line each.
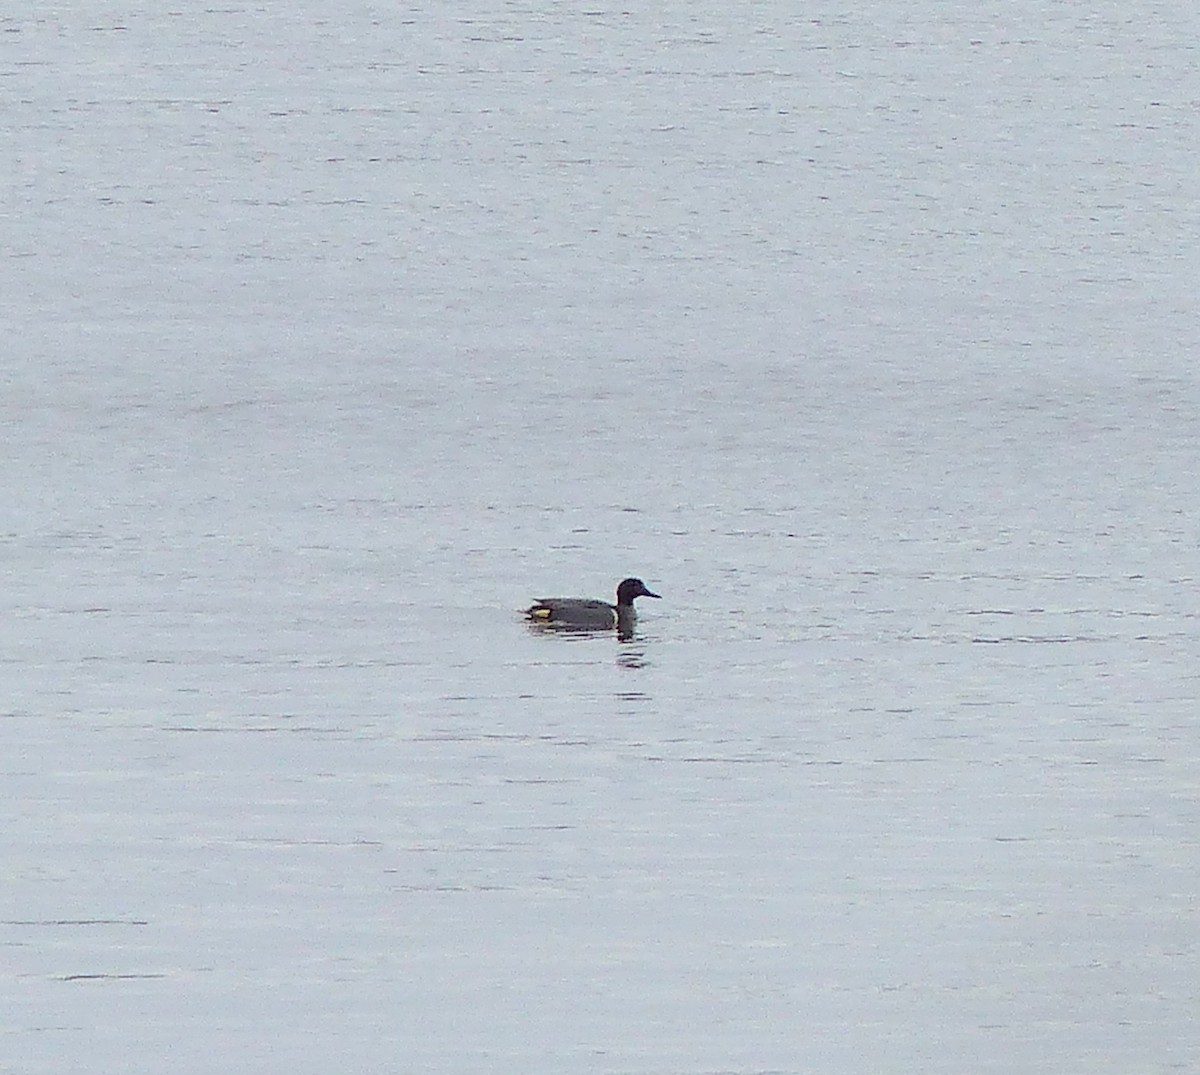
4 3 1199 1072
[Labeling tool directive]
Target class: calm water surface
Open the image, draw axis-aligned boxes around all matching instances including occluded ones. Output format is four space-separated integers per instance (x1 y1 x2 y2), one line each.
4 2 1199 1072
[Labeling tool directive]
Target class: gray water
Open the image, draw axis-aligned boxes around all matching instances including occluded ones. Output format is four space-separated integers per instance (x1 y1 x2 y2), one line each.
4 3 1199 1072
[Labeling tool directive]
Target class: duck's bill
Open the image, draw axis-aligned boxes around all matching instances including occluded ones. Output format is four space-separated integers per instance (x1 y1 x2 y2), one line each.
644 589 662 599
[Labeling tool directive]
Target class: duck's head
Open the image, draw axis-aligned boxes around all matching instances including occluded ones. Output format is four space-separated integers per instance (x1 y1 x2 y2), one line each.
616 577 661 605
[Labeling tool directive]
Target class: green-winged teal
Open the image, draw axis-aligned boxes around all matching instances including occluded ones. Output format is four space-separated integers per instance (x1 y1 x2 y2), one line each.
525 577 661 632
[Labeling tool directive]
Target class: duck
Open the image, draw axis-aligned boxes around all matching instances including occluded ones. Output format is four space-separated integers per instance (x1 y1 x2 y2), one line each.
525 577 661 633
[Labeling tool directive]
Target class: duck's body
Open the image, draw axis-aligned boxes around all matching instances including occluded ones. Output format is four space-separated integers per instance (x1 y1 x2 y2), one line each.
525 577 661 632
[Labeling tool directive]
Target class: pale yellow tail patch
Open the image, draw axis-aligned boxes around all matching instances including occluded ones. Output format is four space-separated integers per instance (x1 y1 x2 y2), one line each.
531 607 552 620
